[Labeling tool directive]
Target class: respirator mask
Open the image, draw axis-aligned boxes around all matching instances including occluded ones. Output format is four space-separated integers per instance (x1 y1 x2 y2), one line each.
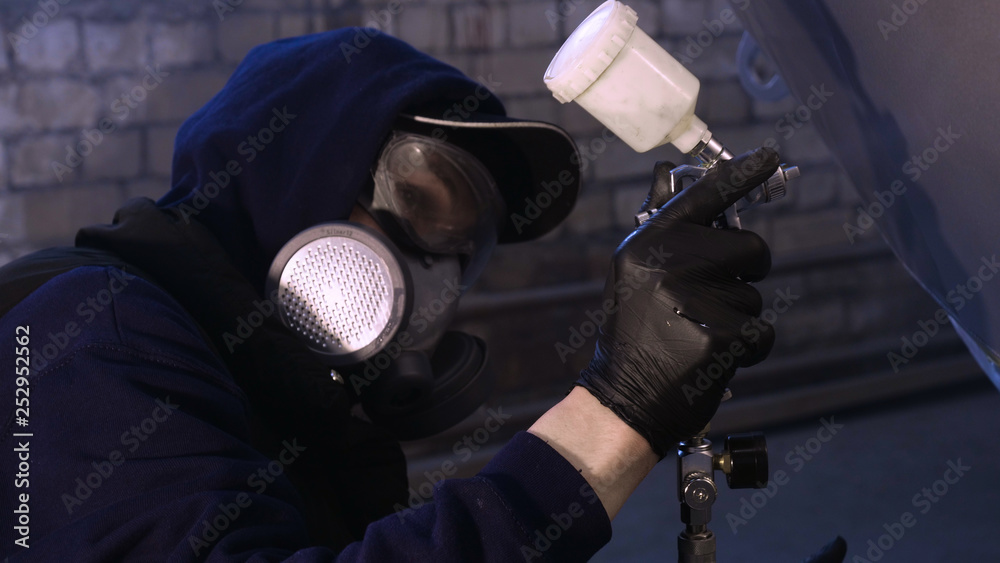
267 132 505 440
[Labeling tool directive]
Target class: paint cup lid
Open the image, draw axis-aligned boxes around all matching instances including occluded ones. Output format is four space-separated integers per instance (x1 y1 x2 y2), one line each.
544 0 638 104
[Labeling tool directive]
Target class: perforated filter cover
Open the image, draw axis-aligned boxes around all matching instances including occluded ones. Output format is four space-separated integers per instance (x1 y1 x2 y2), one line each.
266 223 409 365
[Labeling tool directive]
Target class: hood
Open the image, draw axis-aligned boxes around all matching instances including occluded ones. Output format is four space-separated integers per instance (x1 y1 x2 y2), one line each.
156 28 509 295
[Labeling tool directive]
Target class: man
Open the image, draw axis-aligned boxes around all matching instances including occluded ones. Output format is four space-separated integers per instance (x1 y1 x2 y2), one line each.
0 28 839 561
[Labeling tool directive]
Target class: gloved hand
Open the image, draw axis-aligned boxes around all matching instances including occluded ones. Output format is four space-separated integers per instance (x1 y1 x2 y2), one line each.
577 147 781 458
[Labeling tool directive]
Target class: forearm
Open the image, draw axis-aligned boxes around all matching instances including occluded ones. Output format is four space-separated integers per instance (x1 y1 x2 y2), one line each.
527 386 659 520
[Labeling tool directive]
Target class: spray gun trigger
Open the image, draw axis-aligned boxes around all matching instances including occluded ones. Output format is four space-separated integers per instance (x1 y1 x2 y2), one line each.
634 164 708 227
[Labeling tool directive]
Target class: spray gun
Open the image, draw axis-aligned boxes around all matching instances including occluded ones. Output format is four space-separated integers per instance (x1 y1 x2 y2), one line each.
543 0 798 229
543 1 790 560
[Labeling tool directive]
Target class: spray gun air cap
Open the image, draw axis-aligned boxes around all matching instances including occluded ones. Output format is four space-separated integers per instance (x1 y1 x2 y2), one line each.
544 0 711 154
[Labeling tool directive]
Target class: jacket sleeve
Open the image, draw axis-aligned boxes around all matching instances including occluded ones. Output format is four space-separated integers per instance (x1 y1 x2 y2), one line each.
334 432 612 563
0 266 611 563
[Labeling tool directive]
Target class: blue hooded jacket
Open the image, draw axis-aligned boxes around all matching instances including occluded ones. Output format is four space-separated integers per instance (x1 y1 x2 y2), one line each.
0 29 611 562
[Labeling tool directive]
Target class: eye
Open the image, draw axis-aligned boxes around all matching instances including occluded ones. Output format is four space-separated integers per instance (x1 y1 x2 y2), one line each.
394 182 423 211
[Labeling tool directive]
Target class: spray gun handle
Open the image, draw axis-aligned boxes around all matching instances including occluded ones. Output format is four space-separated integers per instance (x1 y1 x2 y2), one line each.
634 162 800 229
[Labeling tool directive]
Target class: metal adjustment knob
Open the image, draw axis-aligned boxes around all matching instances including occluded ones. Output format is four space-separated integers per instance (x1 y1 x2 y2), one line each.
683 475 718 509
722 432 769 489
765 164 799 202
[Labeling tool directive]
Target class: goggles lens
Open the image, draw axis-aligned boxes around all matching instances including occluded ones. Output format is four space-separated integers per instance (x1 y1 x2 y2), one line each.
371 133 505 283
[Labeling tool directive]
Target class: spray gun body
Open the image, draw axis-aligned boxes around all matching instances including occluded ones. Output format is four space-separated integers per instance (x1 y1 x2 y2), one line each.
635 141 800 229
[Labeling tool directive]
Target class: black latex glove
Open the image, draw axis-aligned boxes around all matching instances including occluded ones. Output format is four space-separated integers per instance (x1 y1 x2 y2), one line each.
577 148 781 458
802 536 847 563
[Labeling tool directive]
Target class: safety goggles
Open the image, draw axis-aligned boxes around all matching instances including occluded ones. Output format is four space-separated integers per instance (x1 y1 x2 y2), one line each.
368 132 506 284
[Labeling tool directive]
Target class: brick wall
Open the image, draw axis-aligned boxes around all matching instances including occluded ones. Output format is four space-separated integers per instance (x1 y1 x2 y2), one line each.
0 0 949 400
